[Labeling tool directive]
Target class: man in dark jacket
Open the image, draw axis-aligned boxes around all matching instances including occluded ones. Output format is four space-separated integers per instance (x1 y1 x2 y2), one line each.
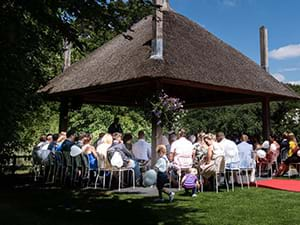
108 117 123 134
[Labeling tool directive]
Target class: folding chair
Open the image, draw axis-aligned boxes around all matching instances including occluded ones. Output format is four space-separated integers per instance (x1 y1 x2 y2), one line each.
288 162 300 178
54 151 63 184
225 160 243 191
94 153 111 189
240 159 257 188
107 152 135 191
215 155 229 193
174 155 193 190
45 151 56 183
62 151 72 186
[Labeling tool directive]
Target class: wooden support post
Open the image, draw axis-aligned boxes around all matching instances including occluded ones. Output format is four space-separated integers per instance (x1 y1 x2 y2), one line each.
59 100 69 132
151 117 162 166
262 97 271 140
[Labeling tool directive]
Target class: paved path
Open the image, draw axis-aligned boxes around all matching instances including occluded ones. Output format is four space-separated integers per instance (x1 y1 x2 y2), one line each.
112 187 179 196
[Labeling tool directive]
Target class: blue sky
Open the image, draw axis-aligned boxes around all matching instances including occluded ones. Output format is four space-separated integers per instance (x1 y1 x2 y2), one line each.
170 0 300 84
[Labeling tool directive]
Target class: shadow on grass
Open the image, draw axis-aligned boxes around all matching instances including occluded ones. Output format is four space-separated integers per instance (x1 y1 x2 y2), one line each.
0 174 206 225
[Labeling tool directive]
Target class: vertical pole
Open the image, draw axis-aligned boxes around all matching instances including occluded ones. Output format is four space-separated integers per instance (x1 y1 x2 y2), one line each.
151 81 163 166
58 38 72 132
59 99 69 132
151 117 162 166
63 38 72 72
262 97 271 140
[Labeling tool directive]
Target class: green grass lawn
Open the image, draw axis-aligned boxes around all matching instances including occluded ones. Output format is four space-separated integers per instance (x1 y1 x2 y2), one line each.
1 180 300 225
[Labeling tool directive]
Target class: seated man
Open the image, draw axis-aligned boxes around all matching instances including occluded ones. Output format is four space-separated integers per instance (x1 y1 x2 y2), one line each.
169 129 194 170
132 130 151 167
237 134 256 182
169 129 194 186
107 133 141 184
216 132 239 165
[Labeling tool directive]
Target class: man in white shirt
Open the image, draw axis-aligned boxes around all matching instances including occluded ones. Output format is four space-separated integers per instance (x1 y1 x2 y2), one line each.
132 130 151 163
170 129 194 169
216 132 239 164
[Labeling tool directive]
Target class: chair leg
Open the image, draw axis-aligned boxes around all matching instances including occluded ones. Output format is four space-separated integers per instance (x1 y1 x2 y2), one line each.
200 175 204 192
215 173 218 193
103 171 106 189
245 170 250 189
231 170 234 192
109 170 113 189
224 172 229 192
94 170 99 189
118 170 121 191
178 171 181 190
238 170 243 189
132 169 135 189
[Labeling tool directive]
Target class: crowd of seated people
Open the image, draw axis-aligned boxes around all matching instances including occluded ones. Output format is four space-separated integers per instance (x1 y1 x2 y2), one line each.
32 125 300 191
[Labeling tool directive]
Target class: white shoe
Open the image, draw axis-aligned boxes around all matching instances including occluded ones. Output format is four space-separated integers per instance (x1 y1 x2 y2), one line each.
169 192 175 202
192 194 197 197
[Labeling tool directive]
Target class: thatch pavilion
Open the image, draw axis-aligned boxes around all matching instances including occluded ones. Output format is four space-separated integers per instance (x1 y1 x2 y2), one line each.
39 0 300 161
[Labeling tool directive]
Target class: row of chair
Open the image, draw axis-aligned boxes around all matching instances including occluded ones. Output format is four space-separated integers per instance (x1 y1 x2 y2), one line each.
32 150 137 191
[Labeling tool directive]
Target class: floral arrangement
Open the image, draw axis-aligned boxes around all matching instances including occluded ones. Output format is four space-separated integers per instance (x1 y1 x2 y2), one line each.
147 90 186 130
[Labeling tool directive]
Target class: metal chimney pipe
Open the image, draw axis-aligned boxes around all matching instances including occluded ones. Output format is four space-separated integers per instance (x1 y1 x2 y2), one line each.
260 26 269 72
150 0 170 60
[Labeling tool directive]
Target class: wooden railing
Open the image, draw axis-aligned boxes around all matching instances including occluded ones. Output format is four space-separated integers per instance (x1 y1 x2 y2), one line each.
0 154 32 174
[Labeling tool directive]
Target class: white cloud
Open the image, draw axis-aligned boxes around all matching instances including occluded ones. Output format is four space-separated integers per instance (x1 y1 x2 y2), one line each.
269 44 300 60
288 81 300 85
272 73 285 82
279 67 300 72
221 0 238 7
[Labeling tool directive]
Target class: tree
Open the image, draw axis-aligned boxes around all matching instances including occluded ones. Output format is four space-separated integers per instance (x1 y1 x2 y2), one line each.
0 0 152 153
182 84 300 140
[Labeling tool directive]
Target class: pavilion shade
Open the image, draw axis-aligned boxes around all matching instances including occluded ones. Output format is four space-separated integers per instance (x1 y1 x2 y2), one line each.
39 10 300 103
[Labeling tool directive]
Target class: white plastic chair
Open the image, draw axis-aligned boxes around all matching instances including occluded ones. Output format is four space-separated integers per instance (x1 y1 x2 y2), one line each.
107 152 136 191
288 162 300 178
173 155 193 190
240 159 257 188
225 160 243 191
94 153 111 189
215 155 229 193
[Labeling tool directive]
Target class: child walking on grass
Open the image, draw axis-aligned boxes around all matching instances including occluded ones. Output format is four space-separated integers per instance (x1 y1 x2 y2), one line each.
181 168 200 197
154 145 175 202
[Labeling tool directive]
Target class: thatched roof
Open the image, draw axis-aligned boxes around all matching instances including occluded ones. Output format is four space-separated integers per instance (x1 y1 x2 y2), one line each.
39 10 300 107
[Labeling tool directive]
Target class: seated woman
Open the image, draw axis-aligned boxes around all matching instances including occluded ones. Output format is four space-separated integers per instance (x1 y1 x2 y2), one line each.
193 132 208 168
199 134 225 179
276 132 300 176
96 133 113 169
266 135 280 164
82 134 98 171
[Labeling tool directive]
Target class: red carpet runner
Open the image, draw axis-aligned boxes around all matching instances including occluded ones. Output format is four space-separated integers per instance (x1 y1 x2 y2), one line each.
257 179 300 192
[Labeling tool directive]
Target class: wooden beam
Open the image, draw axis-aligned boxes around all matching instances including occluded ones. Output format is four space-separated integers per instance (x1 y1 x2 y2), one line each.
59 99 69 132
151 118 162 166
262 97 271 140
